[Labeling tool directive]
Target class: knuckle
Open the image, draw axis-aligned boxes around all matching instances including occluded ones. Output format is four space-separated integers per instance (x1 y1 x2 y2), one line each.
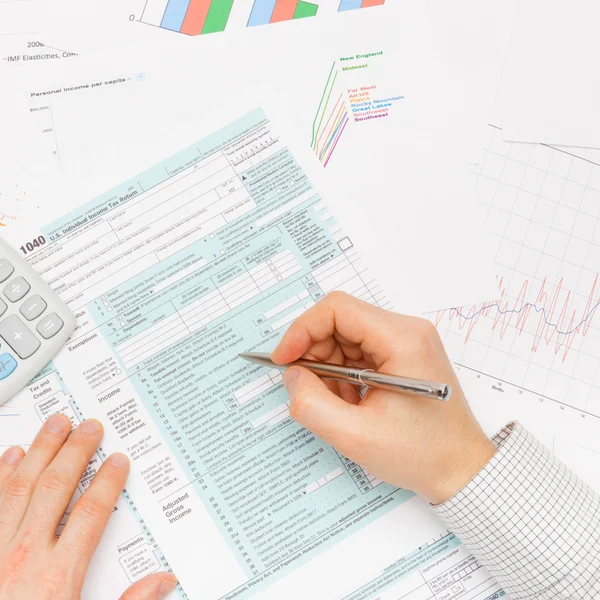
40 470 70 495
30 434 58 454
4 474 33 499
75 495 108 523
1 543 31 583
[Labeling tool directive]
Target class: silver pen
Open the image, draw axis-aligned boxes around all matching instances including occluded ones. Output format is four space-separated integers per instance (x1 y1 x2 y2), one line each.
239 352 451 401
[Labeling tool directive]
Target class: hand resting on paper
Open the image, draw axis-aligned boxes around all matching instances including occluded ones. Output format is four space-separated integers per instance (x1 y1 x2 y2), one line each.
0 415 177 600
272 291 496 505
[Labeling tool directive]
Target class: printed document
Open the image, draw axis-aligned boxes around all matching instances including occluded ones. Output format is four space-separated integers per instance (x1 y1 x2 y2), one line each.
0 8 497 312
11 107 504 599
0 364 187 599
435 124 600 494
38 0 387 51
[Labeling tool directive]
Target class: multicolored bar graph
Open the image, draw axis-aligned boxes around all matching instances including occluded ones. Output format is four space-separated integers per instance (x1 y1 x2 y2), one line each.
140 0 384 35
247 0 317 26
149 0 234 34
339 0 384 10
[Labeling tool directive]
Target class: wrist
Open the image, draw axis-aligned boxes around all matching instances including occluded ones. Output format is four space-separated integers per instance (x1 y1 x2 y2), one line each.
425 435 496 506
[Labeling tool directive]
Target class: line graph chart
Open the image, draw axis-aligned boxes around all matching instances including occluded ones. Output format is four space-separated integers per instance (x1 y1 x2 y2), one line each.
434 126 600 492
311 54 403 166
311 62 350 167
437 125 600 420
437 273 600 363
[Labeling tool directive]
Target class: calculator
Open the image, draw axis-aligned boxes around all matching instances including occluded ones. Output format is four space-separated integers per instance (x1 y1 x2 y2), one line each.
0 237 76 406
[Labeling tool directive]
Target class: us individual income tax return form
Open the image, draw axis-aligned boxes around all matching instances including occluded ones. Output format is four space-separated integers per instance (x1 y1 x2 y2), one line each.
21 109 499 600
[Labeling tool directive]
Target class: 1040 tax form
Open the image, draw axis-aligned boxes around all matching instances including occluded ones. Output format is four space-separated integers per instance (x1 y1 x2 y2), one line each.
17 108 502 600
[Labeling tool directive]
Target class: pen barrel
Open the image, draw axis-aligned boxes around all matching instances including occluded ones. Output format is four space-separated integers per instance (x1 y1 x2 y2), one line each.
293 359 451 401
294 360 363 382
360 371 451 401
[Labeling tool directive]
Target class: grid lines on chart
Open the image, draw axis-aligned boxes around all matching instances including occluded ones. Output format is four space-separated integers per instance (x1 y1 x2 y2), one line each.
437 125 600 418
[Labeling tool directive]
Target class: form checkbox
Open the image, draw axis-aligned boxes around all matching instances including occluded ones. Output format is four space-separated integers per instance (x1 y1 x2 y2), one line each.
338 237 353 251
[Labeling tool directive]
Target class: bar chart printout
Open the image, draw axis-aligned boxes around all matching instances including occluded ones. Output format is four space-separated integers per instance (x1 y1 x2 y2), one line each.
147 0 235 34
140 0 385 34
247 0 317 26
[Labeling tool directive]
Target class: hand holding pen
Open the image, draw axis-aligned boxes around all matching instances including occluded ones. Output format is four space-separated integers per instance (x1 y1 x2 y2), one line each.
249 292 495 505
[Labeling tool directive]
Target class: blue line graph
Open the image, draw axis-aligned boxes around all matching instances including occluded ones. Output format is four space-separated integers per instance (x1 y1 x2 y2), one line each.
436 275 600 362
450 297 600 338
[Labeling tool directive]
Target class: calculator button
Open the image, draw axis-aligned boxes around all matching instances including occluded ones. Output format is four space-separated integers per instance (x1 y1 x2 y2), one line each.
0 298 6 318
0 259 14 283
0 353 18 380
4 277 31 303
0 315 40 359
37 313 64 339
20 295 47 321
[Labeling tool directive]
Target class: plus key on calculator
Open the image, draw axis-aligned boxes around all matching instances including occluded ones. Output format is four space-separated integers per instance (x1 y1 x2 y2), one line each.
0 238 76 406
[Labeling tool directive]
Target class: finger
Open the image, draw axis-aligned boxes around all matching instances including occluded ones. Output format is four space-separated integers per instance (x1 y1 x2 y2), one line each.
0 447 25 492
302 337 338 362
0 414 71 541
284 367 365 453
57 453 130 578
303 344 360 403
333 332 364 361
337 381 362 405
304 338 346 365
119 573 178 600
21 419 103 538
273 292 394 366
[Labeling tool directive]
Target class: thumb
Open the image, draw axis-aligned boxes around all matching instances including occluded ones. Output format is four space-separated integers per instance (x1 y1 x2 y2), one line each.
119 573 179 600
284 367 363 451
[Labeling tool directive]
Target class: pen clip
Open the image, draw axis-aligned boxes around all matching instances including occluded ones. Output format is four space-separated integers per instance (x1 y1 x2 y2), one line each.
357 368 374 386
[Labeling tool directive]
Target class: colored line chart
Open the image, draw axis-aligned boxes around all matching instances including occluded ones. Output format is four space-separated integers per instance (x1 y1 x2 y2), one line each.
311 62 349 168
436 125 600 416
432 127 600 494
437 273 600 364
139 0 385 35
311 53 403 166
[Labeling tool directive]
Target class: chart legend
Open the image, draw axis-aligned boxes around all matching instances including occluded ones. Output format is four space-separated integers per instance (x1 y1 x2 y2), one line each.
311 53 403 166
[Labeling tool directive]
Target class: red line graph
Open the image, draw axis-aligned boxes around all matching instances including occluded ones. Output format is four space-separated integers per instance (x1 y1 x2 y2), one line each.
436 274 600 362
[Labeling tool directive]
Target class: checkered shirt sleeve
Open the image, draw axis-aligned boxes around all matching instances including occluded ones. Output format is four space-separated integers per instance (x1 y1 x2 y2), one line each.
432 422 600 599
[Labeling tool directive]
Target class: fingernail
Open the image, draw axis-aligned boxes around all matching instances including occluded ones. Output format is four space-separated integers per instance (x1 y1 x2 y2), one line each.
158 578 178 599
46 414 69 434
80 419 102 435
283 367 300 393
108 453 129 469
2 446 23 465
